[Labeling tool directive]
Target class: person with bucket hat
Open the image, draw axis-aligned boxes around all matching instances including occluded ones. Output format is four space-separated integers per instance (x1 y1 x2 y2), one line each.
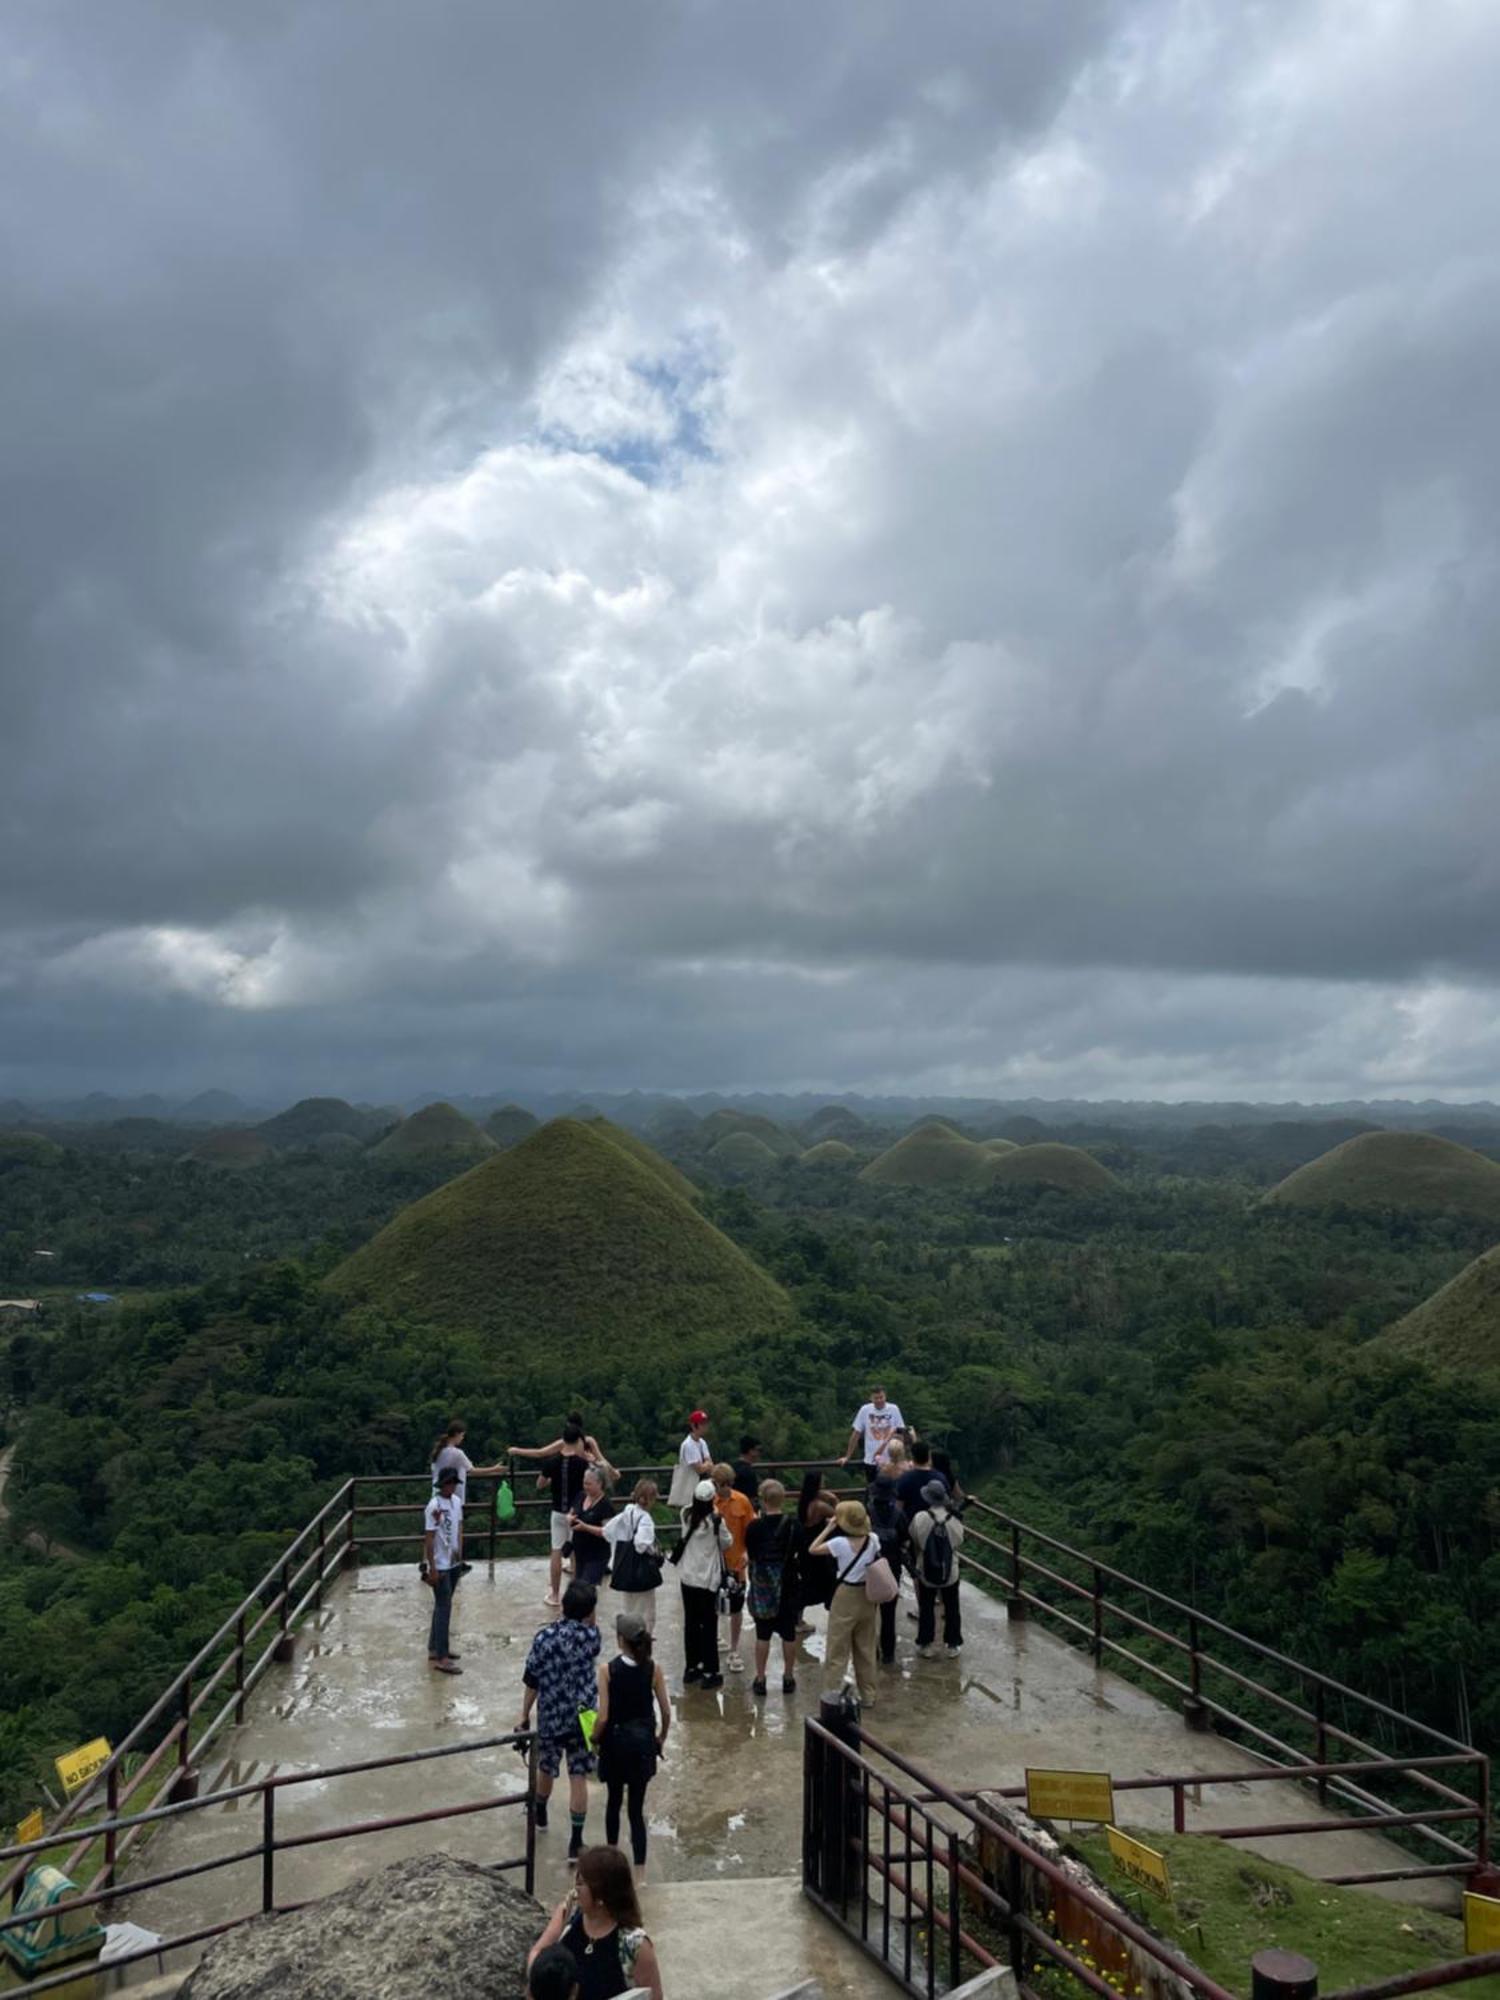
910 1479 966 1656
807 1498 882 1707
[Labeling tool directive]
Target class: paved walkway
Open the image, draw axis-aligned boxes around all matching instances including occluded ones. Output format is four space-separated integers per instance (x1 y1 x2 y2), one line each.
117 1558 1448 1990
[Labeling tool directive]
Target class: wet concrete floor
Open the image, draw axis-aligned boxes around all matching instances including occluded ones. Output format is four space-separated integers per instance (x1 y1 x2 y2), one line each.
117 1559 1445 1989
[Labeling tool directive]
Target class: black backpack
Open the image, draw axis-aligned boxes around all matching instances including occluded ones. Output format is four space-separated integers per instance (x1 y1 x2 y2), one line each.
920 1512 953 1587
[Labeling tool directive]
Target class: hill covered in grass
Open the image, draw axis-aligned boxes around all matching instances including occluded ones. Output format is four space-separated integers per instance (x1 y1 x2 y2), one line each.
861 1125 993 1187
986 1142 1118 1192
327 1117 792 1347
485 1104 539 1147
700 1109 800 1157
803 1105 866 1142
1380 1243 1500 1372
257 1097 382 1148
802 1139 857 1167
981 1137 1019 1155
586 1117 700 1201
709 1131 780 1174
370 1101 496 1160
1264 1131 1500 1225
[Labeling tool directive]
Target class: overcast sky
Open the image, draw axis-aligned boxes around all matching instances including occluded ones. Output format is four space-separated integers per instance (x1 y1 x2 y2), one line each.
4 1 1499 1104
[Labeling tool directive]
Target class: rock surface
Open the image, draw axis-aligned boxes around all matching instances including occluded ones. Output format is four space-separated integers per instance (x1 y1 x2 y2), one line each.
178 1853 544 2000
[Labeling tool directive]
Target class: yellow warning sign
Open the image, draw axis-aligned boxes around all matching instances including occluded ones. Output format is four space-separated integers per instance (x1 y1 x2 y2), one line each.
1025 1767 1115 1823
1107 1825 1171 1898
1464 1893 1500 1956
54 1738 111 1796
16 1809 44 1846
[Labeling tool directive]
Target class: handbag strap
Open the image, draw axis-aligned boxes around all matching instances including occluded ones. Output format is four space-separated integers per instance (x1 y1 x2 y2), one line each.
835 1536 868 1588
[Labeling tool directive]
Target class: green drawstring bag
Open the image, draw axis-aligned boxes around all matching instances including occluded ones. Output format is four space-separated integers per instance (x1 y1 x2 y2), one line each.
495 1480 517 1523
578 1707 598 1752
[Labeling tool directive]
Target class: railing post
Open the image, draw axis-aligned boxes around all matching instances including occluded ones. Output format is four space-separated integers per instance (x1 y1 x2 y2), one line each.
170 1676 198 1801
1184 1614 1210 1730
946 1828 963 1994
1173 1781 1186 1835
315 1514 327 1609
813 1695 860 1912
262 1786 276 1912
524 1733 538 1898
234 1611 247 1723
343 1479 360 1569
1313 1685 1329 1805
1252 1948 1317 2000
1007 1522 1026 1620
488 1470 498 1569
102 1764 119 1893
1091 1566 1104 1664
1005 1842 1028 1991
274 1557 295 1663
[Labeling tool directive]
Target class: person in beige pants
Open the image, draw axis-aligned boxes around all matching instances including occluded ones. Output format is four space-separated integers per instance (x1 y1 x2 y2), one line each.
808 1500 881 1707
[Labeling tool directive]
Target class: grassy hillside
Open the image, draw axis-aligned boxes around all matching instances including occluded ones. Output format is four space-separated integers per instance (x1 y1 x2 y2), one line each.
700 1109 800 1156
709 1131 780 1173
802 1139 857 1166
485 1104 539 1147
804 1105 866 1141
327 1116 792 1346
257 1097 377 1147
986 1142 1118 1192
1264 1131 1500 1225
861 1126 993 1187
370 1101 495 1159
1381 1242 1500 1371
1070 1827 1496 1998
981 1137 1020 1155
587 1116 700 1201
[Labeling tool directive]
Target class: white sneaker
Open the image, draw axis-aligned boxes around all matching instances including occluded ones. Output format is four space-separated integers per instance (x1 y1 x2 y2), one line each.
945 1644 963 1657
916 1644 935 1659
727 1652 744 1672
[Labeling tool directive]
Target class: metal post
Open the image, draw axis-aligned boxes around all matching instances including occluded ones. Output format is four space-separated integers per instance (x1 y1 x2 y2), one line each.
1251 1949 1317 2000
524 1734 538 1897
947 1828 963 1995
171 1677 198 1801
1184 1614 1210 1730
488 1471 498 1569
234 1611 247 1723
1173 1781 1186 1835
274 1558 294 1663
1007 1523 1026 1619
1005 1843 1028 1990
817 1694 859 1911
262 1787 276 1913
315 1515 327 1610
103 1765 119 1893
1091 1566 1104 1664
1314 1686 1329 1806
344 1481 360 1569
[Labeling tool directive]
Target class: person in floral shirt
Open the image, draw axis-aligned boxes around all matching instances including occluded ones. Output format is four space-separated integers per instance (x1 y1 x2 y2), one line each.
518 1580 602 1857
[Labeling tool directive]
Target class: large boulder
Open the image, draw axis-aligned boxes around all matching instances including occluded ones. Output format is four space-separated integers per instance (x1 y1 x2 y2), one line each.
178 1853 544 2000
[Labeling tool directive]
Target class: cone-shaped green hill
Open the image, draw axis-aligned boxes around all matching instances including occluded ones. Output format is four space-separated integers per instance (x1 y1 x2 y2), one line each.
700 1109 800 1156
327 1118 791 1344
802 1139 857 1166
1379 1245 1500 1372
709 1131 780 1174
371 1101 496 1159
985 1142 1118 1192
586 1117 700 1201
981 1137 1020 1155
861 1126 993 1187
485 1104 540 1147
258 1096 377 1147
1263 1131 1500 1225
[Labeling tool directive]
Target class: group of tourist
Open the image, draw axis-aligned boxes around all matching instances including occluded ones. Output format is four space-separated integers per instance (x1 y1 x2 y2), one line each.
419 1390 968 2000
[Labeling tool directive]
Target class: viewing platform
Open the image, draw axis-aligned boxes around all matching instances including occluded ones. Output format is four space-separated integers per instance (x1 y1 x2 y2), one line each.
105 1556 1457 1993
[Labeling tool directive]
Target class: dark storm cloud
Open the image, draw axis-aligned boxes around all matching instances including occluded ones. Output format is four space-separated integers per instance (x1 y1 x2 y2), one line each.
3 0 1499 1100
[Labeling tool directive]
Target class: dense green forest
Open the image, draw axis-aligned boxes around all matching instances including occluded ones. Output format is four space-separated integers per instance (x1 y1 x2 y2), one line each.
3 1123 1499 1824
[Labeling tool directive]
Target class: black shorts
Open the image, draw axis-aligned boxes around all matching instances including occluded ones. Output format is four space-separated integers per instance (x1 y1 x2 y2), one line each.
753 1602 800 1643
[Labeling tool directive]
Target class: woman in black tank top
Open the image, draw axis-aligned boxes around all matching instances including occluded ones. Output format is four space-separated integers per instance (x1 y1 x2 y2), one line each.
594 1613 671 1868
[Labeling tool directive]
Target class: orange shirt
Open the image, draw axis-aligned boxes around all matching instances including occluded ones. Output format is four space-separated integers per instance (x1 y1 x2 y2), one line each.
715 1488 755 1574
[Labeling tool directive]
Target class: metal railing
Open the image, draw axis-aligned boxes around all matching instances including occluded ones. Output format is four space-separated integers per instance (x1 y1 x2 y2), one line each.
958 1497 1490 1883
0 1730 538 1998
803 1707 1500 2000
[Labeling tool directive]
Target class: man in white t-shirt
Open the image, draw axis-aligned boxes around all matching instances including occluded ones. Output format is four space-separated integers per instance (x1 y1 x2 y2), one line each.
668 1410 712 1509
839 1386 908 1479
422 1464 464 1675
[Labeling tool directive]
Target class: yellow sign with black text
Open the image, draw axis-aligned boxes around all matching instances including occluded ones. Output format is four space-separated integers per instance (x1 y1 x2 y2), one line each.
16 1809 44 1846
1107 1825 1171 1899
55 1738 111 1796
1025 1768 1116 1823
1464 1893 1500 1956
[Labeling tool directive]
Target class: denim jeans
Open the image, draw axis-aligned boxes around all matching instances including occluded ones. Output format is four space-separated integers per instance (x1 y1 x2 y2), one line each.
427 1568 456 1657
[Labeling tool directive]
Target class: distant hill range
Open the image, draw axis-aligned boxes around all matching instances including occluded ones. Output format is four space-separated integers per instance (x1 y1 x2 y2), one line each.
326 1117 788 1351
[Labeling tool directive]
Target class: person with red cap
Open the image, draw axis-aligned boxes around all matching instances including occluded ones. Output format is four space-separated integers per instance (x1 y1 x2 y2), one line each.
667 1410 712 1509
